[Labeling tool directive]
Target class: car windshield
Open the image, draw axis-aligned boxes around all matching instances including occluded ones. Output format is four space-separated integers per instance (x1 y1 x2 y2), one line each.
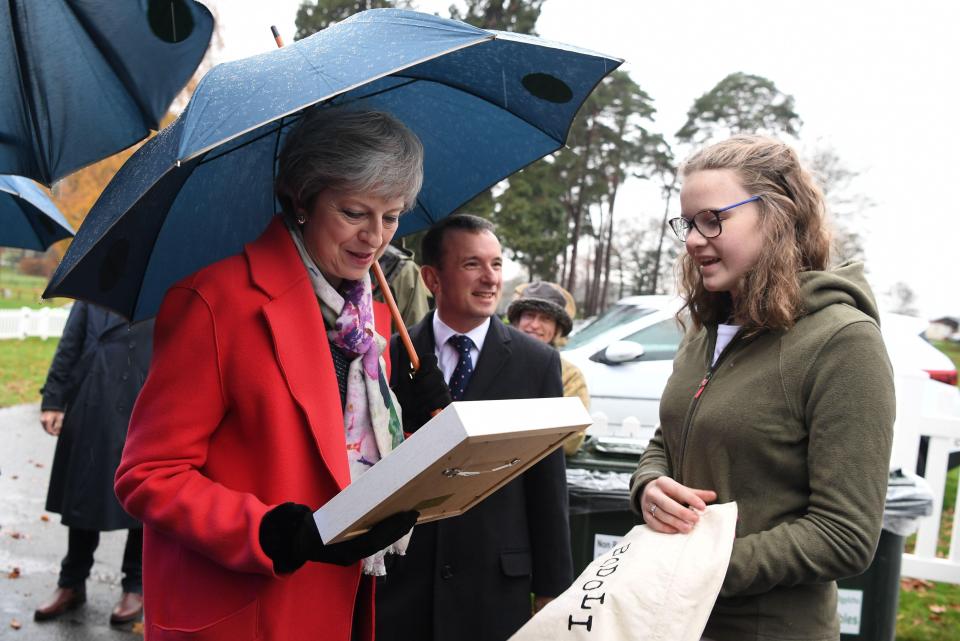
564 304 656 350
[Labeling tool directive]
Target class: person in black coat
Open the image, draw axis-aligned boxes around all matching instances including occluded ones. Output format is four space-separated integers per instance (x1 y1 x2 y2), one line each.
378 215 574 641
34 301 154 625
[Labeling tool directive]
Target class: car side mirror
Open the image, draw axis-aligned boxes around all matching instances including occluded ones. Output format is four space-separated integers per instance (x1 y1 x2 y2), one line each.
594 341 646 364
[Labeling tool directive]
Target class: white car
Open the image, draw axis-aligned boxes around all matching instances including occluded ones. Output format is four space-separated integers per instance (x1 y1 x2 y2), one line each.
562 297 957 446
561 296 685 445
881 312 957 386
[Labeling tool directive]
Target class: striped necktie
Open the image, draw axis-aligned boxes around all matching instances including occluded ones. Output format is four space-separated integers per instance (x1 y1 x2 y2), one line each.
447 334 474 401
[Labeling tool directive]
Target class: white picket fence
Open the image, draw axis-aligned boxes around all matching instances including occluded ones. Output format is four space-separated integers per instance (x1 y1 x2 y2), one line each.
0 306 71 340
892 370 960 584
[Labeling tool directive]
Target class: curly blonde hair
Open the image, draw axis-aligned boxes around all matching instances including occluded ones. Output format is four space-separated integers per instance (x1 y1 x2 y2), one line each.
677 135 832 332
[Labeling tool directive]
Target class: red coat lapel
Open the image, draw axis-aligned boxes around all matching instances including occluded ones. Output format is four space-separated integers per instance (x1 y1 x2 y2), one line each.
246 218 350 490
242 218 396 490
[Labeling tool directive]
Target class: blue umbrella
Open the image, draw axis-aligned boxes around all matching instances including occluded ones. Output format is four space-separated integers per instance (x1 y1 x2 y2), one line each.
0 0 214 186
44 9 621 321
0 174 74 251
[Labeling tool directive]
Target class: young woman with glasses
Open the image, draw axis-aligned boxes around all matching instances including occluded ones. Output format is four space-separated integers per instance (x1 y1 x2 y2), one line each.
630 135 895 641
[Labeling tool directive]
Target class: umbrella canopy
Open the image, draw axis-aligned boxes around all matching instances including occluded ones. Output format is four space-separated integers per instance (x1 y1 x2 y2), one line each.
0 174 74 250
0 0 214 186
45 9 621 321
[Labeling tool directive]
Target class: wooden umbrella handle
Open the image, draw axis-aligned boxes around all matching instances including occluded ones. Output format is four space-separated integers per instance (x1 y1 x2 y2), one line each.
372 261 421 372
270 25 285 48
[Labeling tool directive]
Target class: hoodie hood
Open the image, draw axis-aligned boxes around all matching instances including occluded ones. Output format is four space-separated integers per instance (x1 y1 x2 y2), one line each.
798 261 880 324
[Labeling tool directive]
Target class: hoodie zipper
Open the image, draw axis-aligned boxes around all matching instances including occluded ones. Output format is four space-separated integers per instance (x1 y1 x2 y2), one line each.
675 329 748 485
693 372 712 399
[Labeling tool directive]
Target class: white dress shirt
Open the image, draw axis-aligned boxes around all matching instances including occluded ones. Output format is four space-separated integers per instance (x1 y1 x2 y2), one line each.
432 312 491 384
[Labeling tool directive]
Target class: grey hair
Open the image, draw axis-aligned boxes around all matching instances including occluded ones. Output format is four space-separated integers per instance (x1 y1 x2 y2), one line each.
275 106 424 217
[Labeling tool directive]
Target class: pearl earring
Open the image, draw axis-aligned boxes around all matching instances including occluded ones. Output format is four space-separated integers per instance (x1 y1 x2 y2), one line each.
296 213 306 225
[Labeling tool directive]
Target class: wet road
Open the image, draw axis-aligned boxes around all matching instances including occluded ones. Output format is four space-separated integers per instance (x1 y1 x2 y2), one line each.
1 403 137 640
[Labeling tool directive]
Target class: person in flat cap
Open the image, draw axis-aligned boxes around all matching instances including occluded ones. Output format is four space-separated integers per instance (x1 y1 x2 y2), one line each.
507 281 589 455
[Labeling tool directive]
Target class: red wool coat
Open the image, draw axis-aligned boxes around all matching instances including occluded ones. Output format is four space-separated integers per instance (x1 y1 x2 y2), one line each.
115 217 392 641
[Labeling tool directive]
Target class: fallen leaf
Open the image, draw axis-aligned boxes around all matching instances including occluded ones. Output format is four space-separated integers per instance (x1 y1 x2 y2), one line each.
40 515 49 522
9 618 21 630
7 568 20 579
8 532 22 540
10 475 17 480
33 462 43 468
930 604 946 614
900 577 934 591
132 622 145 635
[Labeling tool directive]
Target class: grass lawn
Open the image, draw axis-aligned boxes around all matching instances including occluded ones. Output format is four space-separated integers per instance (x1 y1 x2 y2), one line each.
0 266 71 309
897 576 960 640
898 469 960 640
895 340 960 640
898 482 960 639
0 336 58 407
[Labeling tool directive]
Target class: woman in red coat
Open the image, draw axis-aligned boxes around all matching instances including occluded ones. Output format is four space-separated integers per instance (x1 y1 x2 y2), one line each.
115 108 448 641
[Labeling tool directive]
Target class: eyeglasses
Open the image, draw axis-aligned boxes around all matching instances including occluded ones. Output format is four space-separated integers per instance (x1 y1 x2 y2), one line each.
668 196 761 241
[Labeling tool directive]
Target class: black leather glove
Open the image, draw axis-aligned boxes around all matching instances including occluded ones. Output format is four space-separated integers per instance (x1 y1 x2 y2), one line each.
259 503 418 574
392 353 452 433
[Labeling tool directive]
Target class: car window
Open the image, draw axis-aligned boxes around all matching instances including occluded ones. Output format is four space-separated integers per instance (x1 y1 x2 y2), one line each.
623 318 684 361
565 304 656 349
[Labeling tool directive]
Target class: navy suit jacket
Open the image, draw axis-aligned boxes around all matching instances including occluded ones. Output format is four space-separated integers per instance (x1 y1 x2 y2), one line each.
376 312 573 641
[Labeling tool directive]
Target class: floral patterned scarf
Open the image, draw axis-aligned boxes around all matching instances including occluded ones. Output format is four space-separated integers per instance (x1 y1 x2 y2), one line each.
288 222 410 575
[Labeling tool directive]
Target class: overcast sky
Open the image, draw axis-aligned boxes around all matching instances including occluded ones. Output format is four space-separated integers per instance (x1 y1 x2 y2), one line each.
204 0 960 319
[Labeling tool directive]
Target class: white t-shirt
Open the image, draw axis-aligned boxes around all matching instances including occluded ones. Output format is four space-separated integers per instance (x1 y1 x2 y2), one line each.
712 323 741 366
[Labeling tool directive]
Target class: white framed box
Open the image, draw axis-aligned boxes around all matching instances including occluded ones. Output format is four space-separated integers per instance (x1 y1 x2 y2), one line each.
314 396 591 543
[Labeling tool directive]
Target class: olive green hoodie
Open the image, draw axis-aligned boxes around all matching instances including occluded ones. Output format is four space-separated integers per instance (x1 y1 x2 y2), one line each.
631 263 895 641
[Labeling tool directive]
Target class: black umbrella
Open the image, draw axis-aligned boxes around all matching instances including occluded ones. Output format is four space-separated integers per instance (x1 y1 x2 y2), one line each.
0 0 214 186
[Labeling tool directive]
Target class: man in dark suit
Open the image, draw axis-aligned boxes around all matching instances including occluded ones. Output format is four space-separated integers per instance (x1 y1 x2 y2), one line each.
376 215 574 641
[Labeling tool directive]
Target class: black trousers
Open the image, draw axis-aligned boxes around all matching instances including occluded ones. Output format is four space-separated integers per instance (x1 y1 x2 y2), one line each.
58 527 143 594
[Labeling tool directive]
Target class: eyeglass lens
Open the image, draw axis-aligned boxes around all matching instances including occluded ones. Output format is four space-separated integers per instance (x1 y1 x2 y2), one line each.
671 211 722 240
692 211 722 238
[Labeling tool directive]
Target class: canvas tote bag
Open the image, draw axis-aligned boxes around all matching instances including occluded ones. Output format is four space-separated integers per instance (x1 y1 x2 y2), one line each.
509 502 738 641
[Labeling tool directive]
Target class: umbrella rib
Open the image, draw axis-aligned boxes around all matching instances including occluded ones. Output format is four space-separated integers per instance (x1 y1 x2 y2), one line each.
333 78 420 103
197 116 303 166
41 148 188 317
272 116 285 196
59 0 157 127
414 195 434 225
